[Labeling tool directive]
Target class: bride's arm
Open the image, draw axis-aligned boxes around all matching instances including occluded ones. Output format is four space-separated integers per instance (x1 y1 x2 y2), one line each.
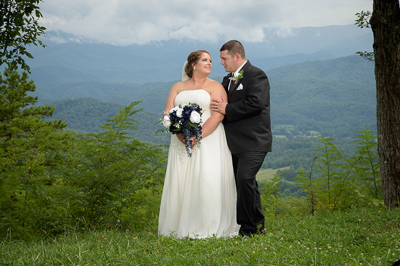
164 83 179 114
164 83 187 144
201 82 226 138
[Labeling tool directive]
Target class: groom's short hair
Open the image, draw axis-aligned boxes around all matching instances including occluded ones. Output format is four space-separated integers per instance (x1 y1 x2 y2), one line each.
220 40 246 59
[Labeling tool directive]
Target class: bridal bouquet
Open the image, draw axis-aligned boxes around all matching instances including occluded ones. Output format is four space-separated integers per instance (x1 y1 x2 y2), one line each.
163 103 203 157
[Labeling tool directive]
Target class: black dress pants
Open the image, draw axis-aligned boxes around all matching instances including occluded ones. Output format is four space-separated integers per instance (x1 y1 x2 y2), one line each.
232 151 267 236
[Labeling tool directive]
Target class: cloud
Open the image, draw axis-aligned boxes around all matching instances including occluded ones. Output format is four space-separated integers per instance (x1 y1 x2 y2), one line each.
39 0 373 46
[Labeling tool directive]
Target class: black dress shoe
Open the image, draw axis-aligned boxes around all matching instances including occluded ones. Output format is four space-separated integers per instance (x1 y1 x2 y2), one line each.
391 257 400 266
257 228 266 235
256 224 265 234
239 230 253 238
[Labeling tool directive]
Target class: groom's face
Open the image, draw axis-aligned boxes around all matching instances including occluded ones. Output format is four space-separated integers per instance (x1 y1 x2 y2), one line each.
220 50 237 73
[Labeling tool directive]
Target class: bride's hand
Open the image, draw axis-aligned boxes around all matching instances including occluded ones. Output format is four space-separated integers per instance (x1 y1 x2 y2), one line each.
176 134 198 149
176 133 186 145
189 136 197 149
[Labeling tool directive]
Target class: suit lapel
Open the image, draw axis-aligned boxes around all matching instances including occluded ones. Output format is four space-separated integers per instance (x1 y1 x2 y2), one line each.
228 79 239 98
222 73 232 93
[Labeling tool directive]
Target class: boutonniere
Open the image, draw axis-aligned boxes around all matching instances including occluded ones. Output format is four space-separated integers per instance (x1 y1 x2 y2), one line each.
234 70 244 84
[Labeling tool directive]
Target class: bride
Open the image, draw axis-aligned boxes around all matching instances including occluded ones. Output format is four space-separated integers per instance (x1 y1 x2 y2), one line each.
158 50 239 238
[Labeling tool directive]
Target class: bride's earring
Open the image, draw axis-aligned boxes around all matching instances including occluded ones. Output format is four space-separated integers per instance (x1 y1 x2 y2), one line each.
194 67 196 70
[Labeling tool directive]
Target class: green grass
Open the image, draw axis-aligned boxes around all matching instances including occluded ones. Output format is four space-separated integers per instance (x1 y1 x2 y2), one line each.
274 124 295 130
1 208 399 265
257 167 290 181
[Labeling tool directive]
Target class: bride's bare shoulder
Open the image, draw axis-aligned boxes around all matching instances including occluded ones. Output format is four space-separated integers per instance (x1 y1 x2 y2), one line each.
170 80 189 92
202 79 226 98
205 79 224 90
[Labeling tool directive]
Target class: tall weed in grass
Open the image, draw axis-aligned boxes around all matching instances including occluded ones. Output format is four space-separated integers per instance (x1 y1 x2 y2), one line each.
1 208 398 265
288 128 382 217
260 174 283 218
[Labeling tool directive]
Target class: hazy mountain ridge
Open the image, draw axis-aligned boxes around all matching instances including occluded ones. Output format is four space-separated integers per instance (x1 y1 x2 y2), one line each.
39 55 376 140
28 24 376 139
27 24 373 84
45 97 168 144
269 56 375 105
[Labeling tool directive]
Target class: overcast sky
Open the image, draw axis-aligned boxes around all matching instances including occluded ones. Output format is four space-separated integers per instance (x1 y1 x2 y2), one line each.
39 0 373 46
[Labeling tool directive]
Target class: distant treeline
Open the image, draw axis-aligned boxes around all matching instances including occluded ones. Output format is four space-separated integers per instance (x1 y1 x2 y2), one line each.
35 55 376 139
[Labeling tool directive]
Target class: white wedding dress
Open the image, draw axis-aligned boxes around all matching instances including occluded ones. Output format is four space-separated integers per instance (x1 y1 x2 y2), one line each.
158 89 239 238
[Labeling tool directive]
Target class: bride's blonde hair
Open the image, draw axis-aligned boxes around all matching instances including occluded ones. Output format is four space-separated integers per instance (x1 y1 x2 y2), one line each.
185 50 210 78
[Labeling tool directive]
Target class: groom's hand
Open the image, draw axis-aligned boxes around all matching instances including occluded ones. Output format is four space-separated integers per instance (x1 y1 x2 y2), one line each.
211 97 227 115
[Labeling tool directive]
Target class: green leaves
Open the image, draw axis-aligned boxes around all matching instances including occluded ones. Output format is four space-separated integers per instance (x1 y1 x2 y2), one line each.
0 83 167 237
60 100 166 232
293 129 381 214
355 11 375 62
355 11 372 29
259 174 283 218
0 1 167 238
355 51 374 62
0 0 46 72
0 64 67 139
353 128 380 198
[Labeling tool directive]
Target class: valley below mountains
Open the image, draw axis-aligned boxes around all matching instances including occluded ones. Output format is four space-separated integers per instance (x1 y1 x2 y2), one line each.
25 25 376 143
35 55 376 144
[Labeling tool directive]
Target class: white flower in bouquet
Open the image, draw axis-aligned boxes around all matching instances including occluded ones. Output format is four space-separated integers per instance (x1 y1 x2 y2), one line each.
162 116 171 128
161 102 203 157
190 111 201 124
176 107 183 118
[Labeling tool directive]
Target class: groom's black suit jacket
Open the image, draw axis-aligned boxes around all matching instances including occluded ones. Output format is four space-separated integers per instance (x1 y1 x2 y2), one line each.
221 61 272 155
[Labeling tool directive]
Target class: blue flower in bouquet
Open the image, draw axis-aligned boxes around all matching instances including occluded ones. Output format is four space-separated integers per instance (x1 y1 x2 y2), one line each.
163 103 203 156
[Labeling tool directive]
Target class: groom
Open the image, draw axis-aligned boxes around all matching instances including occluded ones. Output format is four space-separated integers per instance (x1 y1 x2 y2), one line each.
212 40 272 237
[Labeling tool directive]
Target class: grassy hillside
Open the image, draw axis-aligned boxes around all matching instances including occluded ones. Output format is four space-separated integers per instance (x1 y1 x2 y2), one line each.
1 208 399 265
257 167 291 181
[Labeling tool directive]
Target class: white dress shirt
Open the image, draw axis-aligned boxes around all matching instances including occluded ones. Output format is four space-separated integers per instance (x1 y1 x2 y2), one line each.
228 61 247 91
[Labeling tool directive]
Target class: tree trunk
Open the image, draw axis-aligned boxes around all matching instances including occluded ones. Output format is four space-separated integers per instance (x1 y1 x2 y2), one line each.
371 0 400 208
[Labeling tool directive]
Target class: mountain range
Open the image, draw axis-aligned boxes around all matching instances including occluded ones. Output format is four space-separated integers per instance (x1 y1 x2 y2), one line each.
26 24 373 84
17 24 376 141
35 55 376 142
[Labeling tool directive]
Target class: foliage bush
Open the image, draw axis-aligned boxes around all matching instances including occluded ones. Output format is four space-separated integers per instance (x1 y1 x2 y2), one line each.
260 128 382 217
0 66 167 239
